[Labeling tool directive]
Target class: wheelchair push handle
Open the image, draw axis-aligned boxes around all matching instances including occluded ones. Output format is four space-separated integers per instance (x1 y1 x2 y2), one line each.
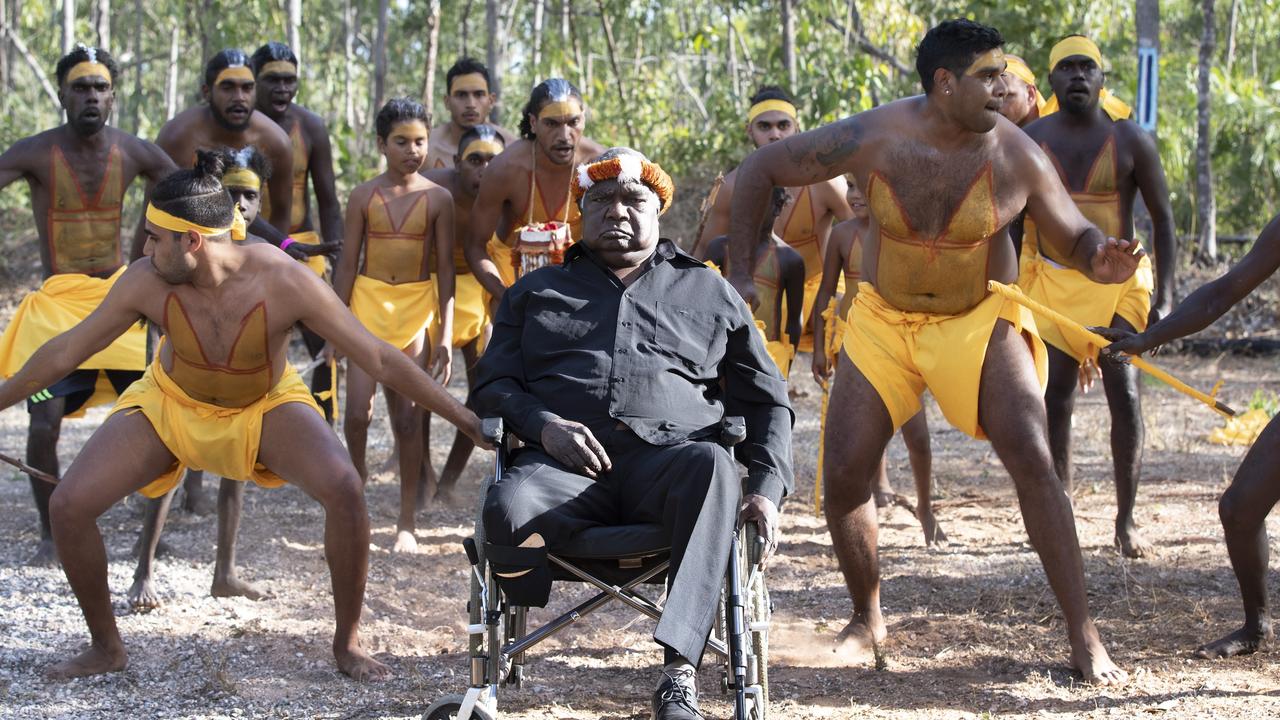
481 417 505 446
719 416 747 447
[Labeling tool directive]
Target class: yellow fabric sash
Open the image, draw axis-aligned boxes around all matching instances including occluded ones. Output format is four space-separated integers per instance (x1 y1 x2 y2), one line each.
486 236 516 288
290 230 327 277
1004 55 1046 111
452 273 490 349
349 275 437 350
146 204 247 242
0 267 145 376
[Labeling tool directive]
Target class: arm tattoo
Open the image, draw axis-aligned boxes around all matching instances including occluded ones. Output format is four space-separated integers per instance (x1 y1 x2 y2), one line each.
814 121 863 169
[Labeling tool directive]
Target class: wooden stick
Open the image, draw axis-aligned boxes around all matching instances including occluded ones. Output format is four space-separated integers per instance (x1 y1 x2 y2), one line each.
987 281 1237 417
0 452 59 485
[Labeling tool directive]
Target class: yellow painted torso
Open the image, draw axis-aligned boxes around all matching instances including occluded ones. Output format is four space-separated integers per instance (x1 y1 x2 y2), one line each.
259 123 310 233
48 144 124 275
1025 135 1121 264
364 188 429 284
778 186 821 280
506 169 583 246
838 229 865 318
868 164 999 314
163 293 272 408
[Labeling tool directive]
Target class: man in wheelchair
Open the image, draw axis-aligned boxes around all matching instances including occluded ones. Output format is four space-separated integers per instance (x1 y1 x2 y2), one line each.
471 147 794 720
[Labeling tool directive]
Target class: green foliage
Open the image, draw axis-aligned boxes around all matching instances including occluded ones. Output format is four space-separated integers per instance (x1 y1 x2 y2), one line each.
1247 389 1279 417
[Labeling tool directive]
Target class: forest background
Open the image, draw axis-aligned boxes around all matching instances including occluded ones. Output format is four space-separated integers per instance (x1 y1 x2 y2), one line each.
0 0 1271 270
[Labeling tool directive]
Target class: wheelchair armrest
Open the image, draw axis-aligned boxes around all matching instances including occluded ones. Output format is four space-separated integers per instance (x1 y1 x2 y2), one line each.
481 417 504 446
719 416 747 447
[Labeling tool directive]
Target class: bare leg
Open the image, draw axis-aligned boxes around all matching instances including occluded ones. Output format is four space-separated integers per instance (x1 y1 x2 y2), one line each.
301 325 335 423
1043 345 1079 496
180 469 214 515
257 402 390 681
901 411 944 545
342 360 378 483
823 357 894 656
1101 316 1151 558
873 454 893 508
128 489 176 610
434 340 480 506
1195 415 1280 658
47 410 178 680
25 399 65 565
210 478 267 600
388 383 425 554
416 410 438 512
979 319 1124 684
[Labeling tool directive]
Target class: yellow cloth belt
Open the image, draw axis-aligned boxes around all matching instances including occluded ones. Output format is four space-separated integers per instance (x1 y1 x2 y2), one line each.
1020 252 1153 363
350 275 437 350
486 236 516 288
112 361 321 498
0 267 146 376
452 273 490 348
754 319 795 379
843 282 1047 440
291 230 327 277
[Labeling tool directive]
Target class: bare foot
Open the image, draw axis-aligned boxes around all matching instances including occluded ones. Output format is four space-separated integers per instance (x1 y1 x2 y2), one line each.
211 574 270 601
1195 623 1272 659
1070 634 1127 685
392 529 418 554
833 611 887 658
27 538 58 566
45 643 128 680
1115 523 1154 559
919 510 949 547
128 576 162 611
334 644 392 682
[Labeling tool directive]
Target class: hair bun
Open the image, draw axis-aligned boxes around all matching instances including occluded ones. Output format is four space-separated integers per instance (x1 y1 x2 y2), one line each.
193 148 227 179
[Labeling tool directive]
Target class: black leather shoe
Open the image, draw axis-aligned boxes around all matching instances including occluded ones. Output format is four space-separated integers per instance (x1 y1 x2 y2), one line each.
651 666 704 720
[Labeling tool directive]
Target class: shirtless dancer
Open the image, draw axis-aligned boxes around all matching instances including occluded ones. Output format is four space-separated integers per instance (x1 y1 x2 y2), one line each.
144 48 300 514
333 98 454 553
0 151 486 681
1020 36 1176 558
129 146 279 608
0 46 175 564
727 20 1140 683
251 41 344 420
998 55 1045 128
811 181 941 545
423 57 516 170
465 78 606 304
695 85 852 354
422 124 506 504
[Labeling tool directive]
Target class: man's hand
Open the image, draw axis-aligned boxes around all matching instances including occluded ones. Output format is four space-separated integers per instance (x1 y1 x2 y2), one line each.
811 352 833 389
320 341 341 363
308 240 343 259
540 418 612 478
1089 237 1144 284
728 272 760 311
738 493 780 565
1095 325 1153 358
465 414 495 451
428 342 452 385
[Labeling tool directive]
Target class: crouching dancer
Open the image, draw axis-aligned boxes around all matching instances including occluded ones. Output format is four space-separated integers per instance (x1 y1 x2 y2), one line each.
0 152 489 681
472 148 793 719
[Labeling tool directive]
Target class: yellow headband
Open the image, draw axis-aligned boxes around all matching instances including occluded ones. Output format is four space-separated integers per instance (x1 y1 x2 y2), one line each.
572 154 676 214
747 99 797 125
214 65 254 86
222 168 261 191
538 100 581 119
1050 36 1103 72
66 61 112 87
1003 55 1047 111
257 60 297 78
461 138 504 160
146 203 246 242
450 72 489 94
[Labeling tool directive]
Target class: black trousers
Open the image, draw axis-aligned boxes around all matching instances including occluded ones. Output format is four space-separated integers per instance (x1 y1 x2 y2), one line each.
482 426 741 666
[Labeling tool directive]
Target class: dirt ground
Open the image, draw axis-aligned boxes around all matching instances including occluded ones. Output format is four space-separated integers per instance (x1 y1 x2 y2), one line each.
2 346 1280 718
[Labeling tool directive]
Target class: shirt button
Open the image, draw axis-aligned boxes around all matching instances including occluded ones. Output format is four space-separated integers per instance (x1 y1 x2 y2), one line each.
618 347 628 354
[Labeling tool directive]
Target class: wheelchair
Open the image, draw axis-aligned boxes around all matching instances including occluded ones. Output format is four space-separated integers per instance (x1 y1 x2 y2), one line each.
425 417 772 720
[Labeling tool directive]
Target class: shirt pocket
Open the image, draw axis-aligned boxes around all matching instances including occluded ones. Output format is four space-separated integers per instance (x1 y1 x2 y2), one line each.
650 301 723 370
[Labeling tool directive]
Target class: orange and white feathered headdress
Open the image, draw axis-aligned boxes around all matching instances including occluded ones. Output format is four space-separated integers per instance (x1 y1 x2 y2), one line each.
571 151 675 214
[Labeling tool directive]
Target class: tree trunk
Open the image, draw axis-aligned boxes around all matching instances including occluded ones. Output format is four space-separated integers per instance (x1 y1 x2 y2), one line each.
343 0 355 128
594 0 635 146
0 17 61 110
532 0 544 72
1195 0 1217 261
129 0 142 132
420 0 439 110
0 0 9 92
726 7 740 100
287 0 301 62
780 0 796 91
373 0 388 114
460 0 472 57
560 0 568 45
567 0 585 90
165 25 180 120
485 0 502 122
62 0 74 55
96 0 109 49
1225 0 1239 74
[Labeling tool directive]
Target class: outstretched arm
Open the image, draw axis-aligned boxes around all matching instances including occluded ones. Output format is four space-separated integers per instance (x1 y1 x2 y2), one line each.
728 116 867 304
1111 214 1280 355
294 266 485 444
0 266 147 410
1131 127 1177 322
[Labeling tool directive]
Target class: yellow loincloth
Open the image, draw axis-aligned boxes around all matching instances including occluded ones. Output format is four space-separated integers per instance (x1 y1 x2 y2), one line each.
789 274 844 354
112 361 321 498
843 282 1047 440
291 230 327 278
0 267 146 378
349 274 436 350
453 272 490 349
754 319 794 378
1020 254 1154 363
486 236 516 288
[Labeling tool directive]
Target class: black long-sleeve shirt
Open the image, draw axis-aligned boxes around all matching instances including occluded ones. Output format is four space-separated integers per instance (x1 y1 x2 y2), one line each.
471 238 795 506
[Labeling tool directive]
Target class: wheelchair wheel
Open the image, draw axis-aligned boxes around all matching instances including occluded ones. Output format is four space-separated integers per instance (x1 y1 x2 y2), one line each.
423 694 497 720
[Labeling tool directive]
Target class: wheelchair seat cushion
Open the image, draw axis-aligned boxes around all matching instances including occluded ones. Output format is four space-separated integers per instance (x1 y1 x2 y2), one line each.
556 523 671 560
